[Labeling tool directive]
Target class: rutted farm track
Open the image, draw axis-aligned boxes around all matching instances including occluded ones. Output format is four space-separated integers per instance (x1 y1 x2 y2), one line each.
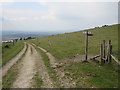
2 42 76 88
2 43 54 88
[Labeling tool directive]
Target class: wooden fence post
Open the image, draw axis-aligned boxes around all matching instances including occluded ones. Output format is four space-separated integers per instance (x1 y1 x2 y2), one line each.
106 40 109 62
106 40 112 63
109 44 112 63
85 31 88 60
100 43 103 63
103 40 106 63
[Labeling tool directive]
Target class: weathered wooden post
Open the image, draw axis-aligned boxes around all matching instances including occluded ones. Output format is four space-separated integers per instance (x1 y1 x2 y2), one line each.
109 44 112 63
83 31 93 60
106 40 110 62
106 41 109 62
102 40 106 63
85 31 88 61
103 40 106 58
100 43 103 63
103 40 106 63
106 40 112 63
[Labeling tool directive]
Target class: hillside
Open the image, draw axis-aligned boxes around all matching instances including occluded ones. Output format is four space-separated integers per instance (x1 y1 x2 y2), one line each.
29 24 118 60
27 24 118 88
2 24 118 88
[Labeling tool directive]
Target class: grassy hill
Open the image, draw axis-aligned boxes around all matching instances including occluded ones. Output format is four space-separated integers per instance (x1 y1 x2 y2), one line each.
28 24 118 88
29 24 118 60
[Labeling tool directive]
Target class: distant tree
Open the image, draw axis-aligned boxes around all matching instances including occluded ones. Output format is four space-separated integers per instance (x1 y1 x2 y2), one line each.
20 38 22 40
26 37 32 40
102 25 108 27
14 39 18 42
4 45 10 48
95 27 99 28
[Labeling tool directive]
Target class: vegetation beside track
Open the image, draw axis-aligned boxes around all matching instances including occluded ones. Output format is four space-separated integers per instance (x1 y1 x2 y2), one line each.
2 41 24 66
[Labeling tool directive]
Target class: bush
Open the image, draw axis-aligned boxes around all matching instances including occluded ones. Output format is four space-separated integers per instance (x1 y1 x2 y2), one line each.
4 45 10 48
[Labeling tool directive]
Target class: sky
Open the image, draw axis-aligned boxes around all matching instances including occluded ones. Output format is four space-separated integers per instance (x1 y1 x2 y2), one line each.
0 0 119 32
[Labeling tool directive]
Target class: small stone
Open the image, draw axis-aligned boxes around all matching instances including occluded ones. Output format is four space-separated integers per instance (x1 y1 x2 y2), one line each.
86 73 91 76
52 65 56 69
72 82 76 86
65 72 70 75
86 73 97 77
92 74 97 77
70 77 73 81
98 66 101 67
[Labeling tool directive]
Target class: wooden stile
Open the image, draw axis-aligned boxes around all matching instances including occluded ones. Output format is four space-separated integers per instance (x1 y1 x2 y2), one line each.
93 40 119 65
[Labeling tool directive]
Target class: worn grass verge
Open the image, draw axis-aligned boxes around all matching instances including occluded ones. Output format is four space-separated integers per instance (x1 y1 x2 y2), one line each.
35 47 61 88
2 44 28 88
2 41 24 66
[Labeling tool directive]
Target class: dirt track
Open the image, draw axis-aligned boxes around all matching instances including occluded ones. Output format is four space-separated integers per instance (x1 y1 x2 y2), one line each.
32 43 76 88
12 43 53 88
3 43 75 88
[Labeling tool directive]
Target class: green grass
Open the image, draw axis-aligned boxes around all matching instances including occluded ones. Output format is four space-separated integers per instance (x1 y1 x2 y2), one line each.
35 47 62 88
2 41 24 66
2 62 19 88
65 61 118 88
32 72 43 88
29 24 118 60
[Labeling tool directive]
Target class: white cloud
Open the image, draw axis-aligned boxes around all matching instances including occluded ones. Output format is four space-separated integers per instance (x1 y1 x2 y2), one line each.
2 2 118 32
11 17 27 21
1 0 14 3
0 0 119 3
0 0 39 3
37 0 119 3
1 0 14 6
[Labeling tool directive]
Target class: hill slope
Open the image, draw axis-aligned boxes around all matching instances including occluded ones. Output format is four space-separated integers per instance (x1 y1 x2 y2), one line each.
29 24 118 60
28 24 118 88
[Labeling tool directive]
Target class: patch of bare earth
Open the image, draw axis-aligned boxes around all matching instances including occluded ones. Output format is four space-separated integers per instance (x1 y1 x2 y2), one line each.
32 43 76 88
12 43 53 88
63 54 97 62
